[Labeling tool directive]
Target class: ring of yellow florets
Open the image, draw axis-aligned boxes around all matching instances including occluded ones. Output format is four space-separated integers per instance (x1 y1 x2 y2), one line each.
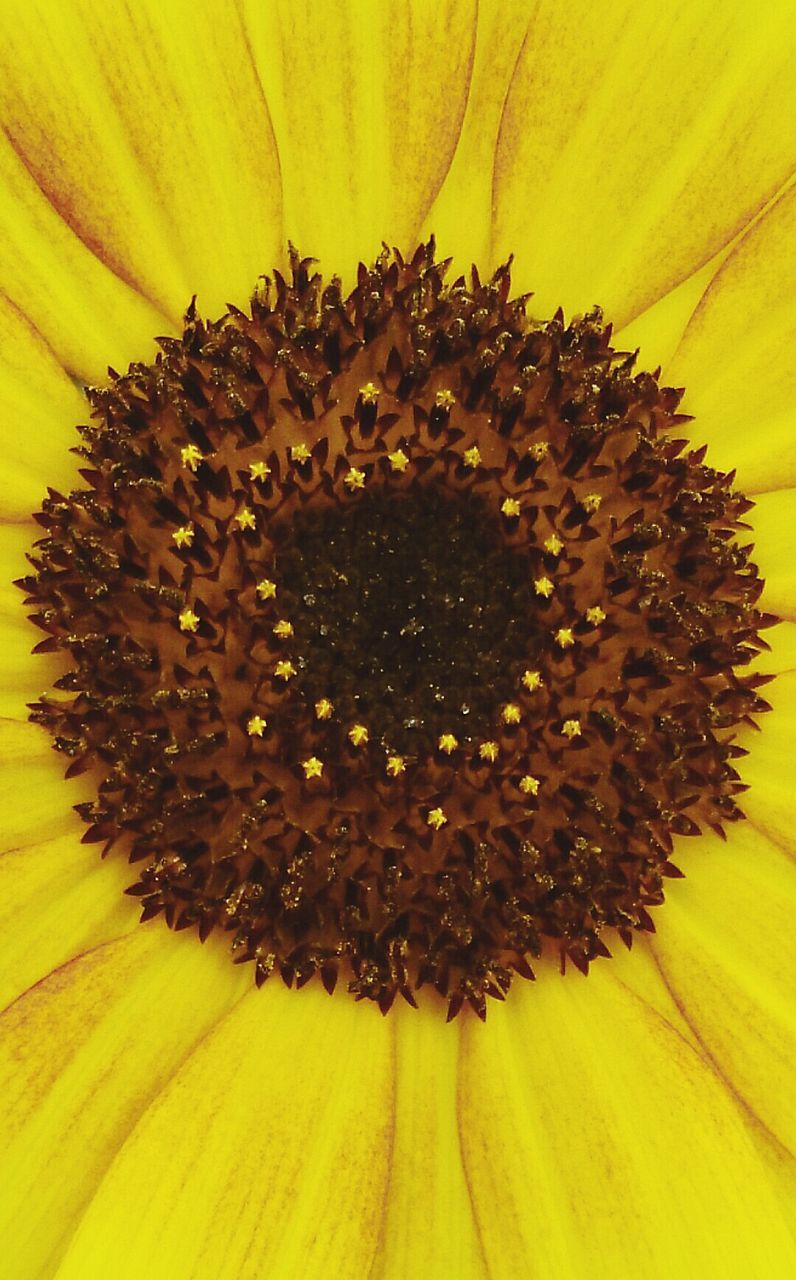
21 242 773 1019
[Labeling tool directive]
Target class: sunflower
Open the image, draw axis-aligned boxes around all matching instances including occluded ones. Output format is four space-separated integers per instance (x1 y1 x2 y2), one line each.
1 1 795 1277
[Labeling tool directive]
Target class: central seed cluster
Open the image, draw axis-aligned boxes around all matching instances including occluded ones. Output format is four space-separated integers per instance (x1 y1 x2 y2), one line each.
22 243 772 1019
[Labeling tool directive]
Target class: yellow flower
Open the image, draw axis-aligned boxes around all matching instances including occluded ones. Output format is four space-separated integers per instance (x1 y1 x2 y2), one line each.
0 3 795 1278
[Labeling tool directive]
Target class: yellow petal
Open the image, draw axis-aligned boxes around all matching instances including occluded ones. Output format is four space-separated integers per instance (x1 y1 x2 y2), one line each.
493 0 796 327
0 928 248 1279
667 182 796 494
651 824 796 1166
459 970 796 1276
735 669 796 855
0 128 168 385
55 983 393 1280
747 488 796 622
243 0 477 279
0 0 283 328
0 830 137 1011
0 719 93 851
420 2 530 269
373 1001 487 1279
0 300 86 518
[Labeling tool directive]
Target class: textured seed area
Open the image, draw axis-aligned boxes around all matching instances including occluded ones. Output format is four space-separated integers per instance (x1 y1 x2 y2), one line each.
21 243 773 1019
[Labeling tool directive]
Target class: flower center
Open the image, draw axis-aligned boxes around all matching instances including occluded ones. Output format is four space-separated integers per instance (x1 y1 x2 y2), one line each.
276 485 538 752
21 242 772 1019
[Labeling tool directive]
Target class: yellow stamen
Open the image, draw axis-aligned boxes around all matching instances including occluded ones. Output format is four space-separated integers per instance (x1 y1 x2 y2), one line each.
249 460 271 482
344 467 366 492
178 607 200 633
562 718 582 739
302 756 324 779
479 741 499 762
386 755 406 777
348 723 369 747
256 579 277 601
274 660 296 681
359 382 379 404
315 698 334 720
427 807 448 829
387 449 409 472
555 628 575 649
438 733 458 754
521 669 543 692
290 443 312 463
502 703 521 725
519 774 540 796
273 619 294 638
528 441 549 461
586 605 606 625
172 523 194 549
501 497 521 518
582 493 602 513
234 507 256 531
534 576 554 598
180 443 203 471
435 388 456 409
543 533 563 556
463 446 482 469
247 715 267 738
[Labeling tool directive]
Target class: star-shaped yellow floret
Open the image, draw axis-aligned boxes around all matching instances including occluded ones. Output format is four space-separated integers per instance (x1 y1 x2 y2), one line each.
479 741 499 762
290 443 312 463
274 660 296 681
172 523 194 549
273 619 294 638
463 445 482 469
543 533 563 556
234 507 256 531
387 449 409 472
348 723 369 747
501 497 522 518
582 492 602 513
249 460 271 482
435 388 456 409
256 579 277 601
502 703 521 725
386 755 406 777
555 628 575 649
522 669 543 692
315 698 334 720
344 467 366 491
247 715 267 738
302 756 324 779
534 576 554 598
427 807 448 829
562 718 582 739
180 444 203 471
528 441 549 461
519 774 540 796
178 607 199 633
586 605 606 626
359 382 379 404
438 733 458 754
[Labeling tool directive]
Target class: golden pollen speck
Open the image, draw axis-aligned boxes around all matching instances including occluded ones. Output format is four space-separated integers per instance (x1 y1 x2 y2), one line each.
178 607 199 633
180 443 203 471
172 523 194 549
387 449 409 472
427 807 448 829
25 242 772 1021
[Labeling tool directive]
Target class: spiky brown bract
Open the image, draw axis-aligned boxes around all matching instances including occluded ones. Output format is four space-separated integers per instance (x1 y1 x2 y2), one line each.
20 241 772 1020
